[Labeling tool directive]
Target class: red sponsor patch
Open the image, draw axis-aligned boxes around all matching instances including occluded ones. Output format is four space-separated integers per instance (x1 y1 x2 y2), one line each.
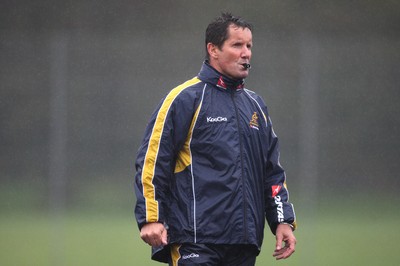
217 76 227 89
271 185 282 197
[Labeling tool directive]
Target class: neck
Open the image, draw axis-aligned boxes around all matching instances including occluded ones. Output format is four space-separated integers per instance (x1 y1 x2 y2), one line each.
201 61 245 90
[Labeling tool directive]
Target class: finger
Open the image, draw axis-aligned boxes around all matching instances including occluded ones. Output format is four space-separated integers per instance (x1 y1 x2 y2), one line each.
273 242 296 260
272 246 287 258
273 246 286 254
141 234 154 246
152 236 162 247
279 246 295 260
140 231 149 243
161 228 168 245
275 233 283 251
282 236 296 258
273 247 289 260
141 231 161 246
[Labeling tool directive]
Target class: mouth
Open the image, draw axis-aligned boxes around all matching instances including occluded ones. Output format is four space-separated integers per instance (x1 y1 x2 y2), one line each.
241 63 251 70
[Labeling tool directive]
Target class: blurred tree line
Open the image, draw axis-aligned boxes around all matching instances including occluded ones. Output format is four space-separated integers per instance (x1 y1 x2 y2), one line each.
1 0 399 209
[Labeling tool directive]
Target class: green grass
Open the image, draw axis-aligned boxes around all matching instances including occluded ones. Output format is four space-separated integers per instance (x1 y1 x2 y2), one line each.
0 211 157 266
1 207 399 266
0 183 399 266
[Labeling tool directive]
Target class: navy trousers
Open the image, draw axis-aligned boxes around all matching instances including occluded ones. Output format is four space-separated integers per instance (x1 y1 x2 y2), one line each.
169 243 258 266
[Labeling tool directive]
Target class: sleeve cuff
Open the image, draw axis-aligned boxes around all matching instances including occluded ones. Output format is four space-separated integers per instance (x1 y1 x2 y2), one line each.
279 222 296 231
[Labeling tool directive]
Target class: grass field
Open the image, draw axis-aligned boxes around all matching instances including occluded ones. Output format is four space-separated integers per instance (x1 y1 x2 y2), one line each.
0 183 399 266
1 204 399 266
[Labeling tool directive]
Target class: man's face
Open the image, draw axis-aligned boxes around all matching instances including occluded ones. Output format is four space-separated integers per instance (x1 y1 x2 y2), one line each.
209 25 253 80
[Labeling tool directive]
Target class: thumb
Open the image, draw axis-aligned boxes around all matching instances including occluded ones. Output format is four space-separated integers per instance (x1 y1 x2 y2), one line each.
275 232 283 251
161 227 168 245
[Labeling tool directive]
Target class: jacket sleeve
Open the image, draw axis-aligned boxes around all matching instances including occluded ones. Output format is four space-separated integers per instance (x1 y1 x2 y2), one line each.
134 87 197 230
259 98 297 235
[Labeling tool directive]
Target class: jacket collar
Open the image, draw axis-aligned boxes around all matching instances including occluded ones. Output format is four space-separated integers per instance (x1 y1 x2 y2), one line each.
198 61 245 90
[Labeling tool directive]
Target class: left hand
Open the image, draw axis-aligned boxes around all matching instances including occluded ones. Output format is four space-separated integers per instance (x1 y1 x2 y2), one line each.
273 223 296 260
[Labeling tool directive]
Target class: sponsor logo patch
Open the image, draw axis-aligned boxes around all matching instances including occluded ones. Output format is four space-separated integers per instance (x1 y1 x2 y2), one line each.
249 112 259 130
272 185 284 222
182 253 200 260
207 116 227 123
275 195 284 222
271 185 282 198
217 76 227 89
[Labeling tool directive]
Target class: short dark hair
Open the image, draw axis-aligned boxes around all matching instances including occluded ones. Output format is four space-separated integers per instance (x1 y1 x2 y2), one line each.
205 12 253 60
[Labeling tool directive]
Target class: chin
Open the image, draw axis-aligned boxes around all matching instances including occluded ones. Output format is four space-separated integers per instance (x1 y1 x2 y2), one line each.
236 73 249 79
226 70 248 80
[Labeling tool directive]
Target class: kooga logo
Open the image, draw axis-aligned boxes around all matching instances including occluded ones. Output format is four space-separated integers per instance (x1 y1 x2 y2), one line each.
207 116 228 123
182 253 200 260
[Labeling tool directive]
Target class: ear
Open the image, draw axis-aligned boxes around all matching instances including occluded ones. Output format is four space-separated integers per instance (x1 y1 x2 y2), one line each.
207 43 219 60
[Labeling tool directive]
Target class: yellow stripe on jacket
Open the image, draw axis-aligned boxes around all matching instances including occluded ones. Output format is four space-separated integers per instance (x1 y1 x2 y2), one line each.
141 77 201 222
174 90 204 173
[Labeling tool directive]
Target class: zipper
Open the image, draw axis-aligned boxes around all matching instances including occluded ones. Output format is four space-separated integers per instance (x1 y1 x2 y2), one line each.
230 90 248 242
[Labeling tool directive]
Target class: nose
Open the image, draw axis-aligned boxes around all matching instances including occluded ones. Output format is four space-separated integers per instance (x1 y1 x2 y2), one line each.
241 46 251 59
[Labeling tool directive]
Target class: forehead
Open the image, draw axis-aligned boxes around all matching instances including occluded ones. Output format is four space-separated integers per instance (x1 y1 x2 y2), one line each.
226 25 252 42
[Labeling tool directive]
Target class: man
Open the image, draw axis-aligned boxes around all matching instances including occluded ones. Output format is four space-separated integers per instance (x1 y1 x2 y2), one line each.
134 12 297 265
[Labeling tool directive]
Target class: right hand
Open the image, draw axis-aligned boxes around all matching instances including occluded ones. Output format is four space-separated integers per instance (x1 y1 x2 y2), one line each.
140 222 168 247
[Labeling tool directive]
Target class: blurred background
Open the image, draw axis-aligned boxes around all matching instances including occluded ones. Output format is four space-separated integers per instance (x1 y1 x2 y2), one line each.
1 0 399 265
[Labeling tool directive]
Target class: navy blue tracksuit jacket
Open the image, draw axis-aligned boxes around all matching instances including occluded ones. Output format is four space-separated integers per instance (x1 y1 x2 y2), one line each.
134 62 296 262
